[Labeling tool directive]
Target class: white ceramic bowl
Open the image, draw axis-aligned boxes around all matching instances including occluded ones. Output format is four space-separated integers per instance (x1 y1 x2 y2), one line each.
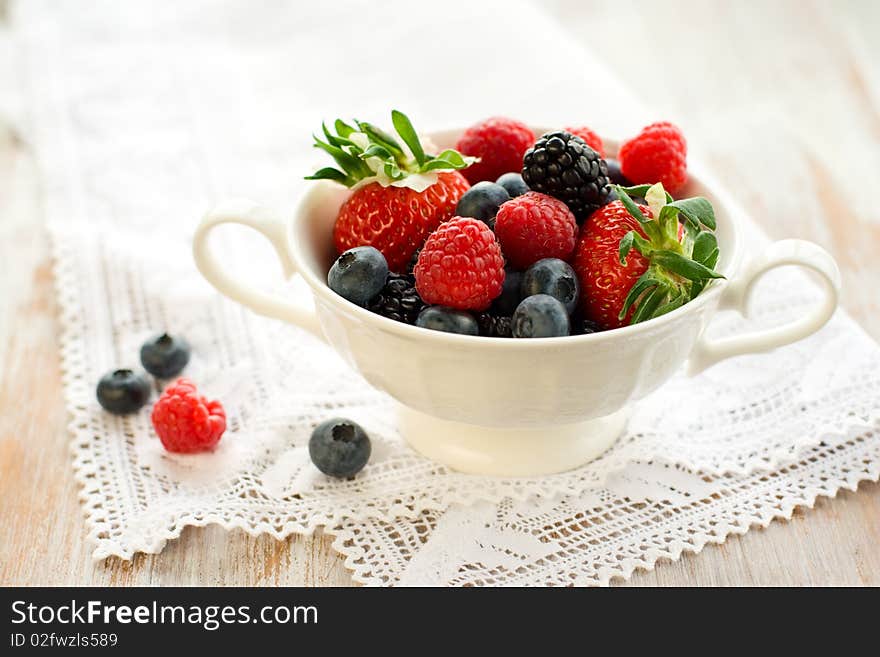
193 129 841 476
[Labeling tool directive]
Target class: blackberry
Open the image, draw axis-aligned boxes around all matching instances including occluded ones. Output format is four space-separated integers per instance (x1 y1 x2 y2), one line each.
522 130 611 222
406 248 421 280
368 273 424 324
573 318 604 335
476 313 513 338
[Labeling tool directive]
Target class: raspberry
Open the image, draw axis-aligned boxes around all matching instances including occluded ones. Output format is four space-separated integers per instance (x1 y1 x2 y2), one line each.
564 126 605 158
493 192 577 269
151 378 226 453
414 217 505 311
455 117 535 184
618 121 688 194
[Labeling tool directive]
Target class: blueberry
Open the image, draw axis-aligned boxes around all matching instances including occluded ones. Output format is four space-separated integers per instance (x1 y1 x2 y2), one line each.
415 306 478 335
96 369 150 415
328 246 388 306
521 258 580 314
140 333 190 378
495 172 529 197
454 181 510 226
309 418 371 478
491 268 524 316
512 294 570 338
605 158 630 186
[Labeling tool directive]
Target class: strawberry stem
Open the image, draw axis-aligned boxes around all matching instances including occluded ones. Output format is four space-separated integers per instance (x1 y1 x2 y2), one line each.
305 110 476 189
615 183 724 324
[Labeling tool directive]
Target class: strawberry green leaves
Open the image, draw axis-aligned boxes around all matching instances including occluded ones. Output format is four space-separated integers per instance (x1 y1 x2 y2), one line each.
391 109 425 167
669 196 716 230
650 250 724 282
614 183 723 325
306 110 475 189
618 230 652 266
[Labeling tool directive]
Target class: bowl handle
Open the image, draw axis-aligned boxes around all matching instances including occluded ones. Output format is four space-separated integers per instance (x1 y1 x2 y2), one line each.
192 198 323 339
687 239 841 375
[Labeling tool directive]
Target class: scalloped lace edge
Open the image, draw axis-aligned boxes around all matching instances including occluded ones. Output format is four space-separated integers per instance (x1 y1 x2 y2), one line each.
327 457 880 586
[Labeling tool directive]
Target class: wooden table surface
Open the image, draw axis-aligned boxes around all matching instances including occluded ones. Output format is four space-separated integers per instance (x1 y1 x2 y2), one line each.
1 0 878 586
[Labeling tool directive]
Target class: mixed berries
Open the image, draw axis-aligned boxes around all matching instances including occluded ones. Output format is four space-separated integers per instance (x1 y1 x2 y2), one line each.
95 112 707 482
96 333 371 477
95 333 228 454
311 111 722 338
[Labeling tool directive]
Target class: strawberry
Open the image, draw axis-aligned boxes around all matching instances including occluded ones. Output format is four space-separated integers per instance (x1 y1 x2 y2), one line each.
573 183 723 330
574 202 652 329
306 110 475 271
333 172 469 271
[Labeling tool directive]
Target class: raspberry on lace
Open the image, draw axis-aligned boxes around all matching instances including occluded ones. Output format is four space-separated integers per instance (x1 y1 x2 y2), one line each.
151 378 226 453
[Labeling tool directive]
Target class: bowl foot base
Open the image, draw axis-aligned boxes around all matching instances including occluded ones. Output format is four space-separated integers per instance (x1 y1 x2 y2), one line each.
397 405 629 476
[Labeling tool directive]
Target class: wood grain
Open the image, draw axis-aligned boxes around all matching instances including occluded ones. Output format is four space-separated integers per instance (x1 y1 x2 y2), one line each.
1 0 878 586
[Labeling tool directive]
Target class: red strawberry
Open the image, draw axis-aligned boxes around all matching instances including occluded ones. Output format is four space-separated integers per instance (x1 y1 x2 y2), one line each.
573 202 653 329
333 171 469 271
573 185 722 329
307 110 475 271
455 117 535 184
564 126 605 158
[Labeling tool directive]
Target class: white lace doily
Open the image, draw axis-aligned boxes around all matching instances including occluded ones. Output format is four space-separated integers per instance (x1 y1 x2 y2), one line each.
15 0 880 580
331 432 880 586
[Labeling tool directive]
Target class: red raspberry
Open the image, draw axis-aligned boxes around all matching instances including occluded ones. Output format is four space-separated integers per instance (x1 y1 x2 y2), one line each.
455 117 535 184
151 378 226 453
618 121 688 194
414 217 505 311
564 126 605 158
493 192 578 269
